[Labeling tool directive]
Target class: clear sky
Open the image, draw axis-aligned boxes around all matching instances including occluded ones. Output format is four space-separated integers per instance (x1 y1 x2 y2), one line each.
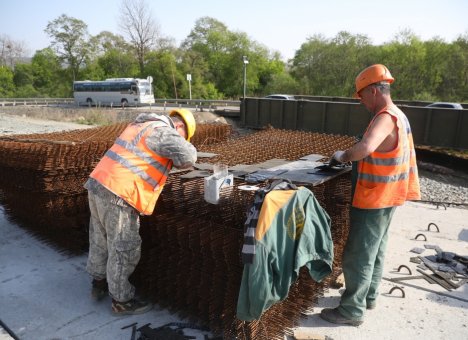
1 0 467 61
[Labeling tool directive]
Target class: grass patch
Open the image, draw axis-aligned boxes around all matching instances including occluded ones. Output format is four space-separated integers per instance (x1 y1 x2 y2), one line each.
73 110 118 126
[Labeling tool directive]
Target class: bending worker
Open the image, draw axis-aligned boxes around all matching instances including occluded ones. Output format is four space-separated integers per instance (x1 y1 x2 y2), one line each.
320 64 420 326
84 109 197 316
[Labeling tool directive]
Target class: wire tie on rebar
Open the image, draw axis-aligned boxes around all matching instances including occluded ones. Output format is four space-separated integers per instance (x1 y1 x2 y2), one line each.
388 286 405 298
427 223 439 232
396 265 412 275
414 233 427 241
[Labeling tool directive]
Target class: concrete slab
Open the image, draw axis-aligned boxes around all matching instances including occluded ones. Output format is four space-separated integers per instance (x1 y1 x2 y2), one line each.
0 206 210 340
1 200 467 340
296 201 468 340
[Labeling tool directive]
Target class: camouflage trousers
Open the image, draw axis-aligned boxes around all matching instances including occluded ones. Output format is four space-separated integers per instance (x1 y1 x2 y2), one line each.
86 190 141 302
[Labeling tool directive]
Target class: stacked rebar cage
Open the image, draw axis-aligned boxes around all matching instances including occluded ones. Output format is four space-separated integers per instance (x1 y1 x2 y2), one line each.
0 121 355 339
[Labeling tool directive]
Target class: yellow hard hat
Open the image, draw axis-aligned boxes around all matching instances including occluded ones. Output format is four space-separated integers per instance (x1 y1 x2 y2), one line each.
169 109 196 141
354 64 394 98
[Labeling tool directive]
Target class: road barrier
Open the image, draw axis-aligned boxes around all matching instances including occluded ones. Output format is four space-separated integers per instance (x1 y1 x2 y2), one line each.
2 97 467 149
0 97 240 112
241 97 468 149
0 98 75 106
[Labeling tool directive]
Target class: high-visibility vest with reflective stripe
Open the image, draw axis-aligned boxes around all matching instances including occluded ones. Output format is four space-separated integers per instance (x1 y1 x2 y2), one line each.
90 120 173 215
352 105 420 209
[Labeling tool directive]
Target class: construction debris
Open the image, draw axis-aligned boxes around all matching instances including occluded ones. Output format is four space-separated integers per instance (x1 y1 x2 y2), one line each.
386 244 467 295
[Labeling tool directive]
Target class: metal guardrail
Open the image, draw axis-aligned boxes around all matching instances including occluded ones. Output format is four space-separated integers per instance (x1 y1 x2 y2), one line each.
0 98 75 106
155 98 240 106
0 98 240 109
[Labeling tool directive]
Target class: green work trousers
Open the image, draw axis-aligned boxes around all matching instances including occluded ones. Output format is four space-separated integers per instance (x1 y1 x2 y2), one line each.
338 205 396 321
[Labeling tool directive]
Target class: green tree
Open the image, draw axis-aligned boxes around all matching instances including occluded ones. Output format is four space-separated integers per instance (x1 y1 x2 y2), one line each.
0 66 15 97
254 50 303 96
78 60 106 82
182 17 286 98
88 31 139 79
291 32 375 96
92 31 129 55
414 38 449 101
31 48 63 96
380 29 427 100
291 34 331 95
262 72 300 95
44 14 91 82
447 33 468 101
178 49 211 98
13 63 33 88
96 49 139 78
13 63 38 97
182 17 235 95
144 50 181 98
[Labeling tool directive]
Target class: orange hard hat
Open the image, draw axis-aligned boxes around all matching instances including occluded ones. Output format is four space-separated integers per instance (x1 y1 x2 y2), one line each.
354 64 394 98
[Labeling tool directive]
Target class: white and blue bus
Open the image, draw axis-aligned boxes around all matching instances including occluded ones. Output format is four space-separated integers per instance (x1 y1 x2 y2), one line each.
73 77 155 106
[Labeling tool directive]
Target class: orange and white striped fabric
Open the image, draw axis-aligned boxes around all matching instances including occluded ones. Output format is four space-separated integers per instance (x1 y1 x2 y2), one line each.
352 105 420 209
90 120 173 215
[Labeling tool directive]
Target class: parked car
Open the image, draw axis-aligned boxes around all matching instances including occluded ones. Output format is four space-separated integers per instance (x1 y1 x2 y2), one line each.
425 102 463 109
264 94 295 100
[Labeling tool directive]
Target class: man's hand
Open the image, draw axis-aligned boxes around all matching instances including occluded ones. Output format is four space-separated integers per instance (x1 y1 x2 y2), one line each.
329 150 345 167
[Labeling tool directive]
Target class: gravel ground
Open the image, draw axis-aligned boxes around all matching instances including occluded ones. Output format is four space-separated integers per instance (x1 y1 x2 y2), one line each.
0 112 94 135
418 167 468 207
1 111 467 207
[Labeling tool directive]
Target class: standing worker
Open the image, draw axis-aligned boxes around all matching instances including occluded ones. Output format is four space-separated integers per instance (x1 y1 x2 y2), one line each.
84 109 197 316
320 64 420 326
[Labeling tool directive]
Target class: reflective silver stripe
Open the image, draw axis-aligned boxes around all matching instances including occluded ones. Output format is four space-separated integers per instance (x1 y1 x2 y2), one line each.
364 153 409 166
104 149 158 187
402 115 411 134
114 138 169 175
133 123 155 144
114 122 171 176
358 171 409 183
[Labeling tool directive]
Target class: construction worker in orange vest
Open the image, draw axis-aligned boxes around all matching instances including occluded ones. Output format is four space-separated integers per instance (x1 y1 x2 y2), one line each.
320 64 420 326
84 109 197 316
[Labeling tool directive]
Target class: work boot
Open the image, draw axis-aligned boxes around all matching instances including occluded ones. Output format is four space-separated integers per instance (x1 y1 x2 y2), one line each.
111 298 153 316
320 308 363 326
91 279 108 301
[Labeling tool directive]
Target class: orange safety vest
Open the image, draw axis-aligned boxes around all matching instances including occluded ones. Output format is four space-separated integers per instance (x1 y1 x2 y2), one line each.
90 120 173 215
352 105 420 209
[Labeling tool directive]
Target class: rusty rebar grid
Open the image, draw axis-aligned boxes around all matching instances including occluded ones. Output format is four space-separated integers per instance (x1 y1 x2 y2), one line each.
0 124 354 339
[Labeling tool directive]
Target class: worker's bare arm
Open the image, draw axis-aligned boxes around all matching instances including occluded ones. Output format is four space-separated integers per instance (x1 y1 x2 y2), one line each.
341 113 396 162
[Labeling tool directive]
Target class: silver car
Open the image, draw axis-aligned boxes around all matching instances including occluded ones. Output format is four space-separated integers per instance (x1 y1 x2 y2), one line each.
264 94 295 100
425 102 463 109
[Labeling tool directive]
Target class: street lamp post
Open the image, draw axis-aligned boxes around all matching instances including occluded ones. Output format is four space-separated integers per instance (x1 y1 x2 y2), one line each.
242 56 249 99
